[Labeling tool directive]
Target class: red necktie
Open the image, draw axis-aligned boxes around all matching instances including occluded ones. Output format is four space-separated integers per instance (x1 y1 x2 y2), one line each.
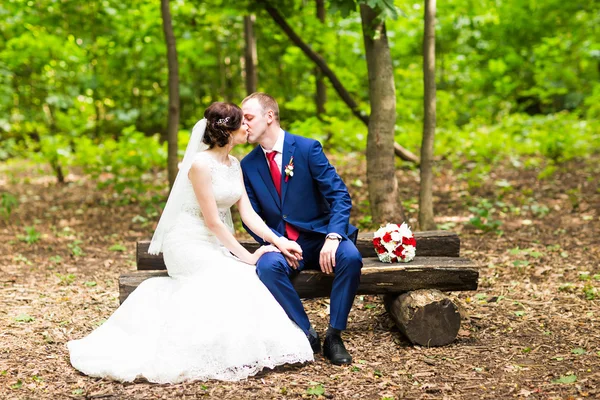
266 151 299 240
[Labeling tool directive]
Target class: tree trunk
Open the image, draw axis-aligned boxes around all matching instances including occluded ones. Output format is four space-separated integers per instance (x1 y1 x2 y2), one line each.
160 0 180 189
315 0 326 118
43 104 66 184
384 289 461 346
419 0 437 230
259 0 418 164
244 14 258 95
360 4 403 224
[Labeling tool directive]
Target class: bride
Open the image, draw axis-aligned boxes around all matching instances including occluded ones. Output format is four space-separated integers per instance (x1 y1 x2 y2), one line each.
67 102 314 383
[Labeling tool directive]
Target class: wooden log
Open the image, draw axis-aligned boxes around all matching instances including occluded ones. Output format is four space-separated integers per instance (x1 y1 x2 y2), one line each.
136 230 461 270
120 256 478 304
384 289 461 346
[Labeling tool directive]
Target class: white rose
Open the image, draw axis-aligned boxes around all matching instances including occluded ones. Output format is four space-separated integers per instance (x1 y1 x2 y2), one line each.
390 231 401 242
378 253 391 263
383 240 396 252
398 222 412 239
374 227 386 238
403 245 416 261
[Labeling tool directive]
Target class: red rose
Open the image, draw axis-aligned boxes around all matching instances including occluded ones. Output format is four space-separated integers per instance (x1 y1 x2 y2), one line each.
393 247 404 257
402 236 411 245
382 232 393 243
409 237 417 247
373 237 382 247
390 256 398 262
376 245 386 254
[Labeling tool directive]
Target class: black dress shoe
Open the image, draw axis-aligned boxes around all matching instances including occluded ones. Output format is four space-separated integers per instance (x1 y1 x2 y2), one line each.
323 334 352 365
308 331 321 353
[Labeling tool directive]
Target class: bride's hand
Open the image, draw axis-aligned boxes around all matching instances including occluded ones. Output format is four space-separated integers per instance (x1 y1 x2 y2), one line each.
246 245 280 265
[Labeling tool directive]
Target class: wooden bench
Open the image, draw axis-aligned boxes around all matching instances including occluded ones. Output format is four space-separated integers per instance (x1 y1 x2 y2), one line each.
120 231 478 346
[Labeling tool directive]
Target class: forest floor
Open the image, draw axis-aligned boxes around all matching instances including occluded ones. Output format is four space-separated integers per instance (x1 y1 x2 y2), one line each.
1 153 599 400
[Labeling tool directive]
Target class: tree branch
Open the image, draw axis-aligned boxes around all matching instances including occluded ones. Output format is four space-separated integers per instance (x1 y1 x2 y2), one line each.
259 0 418 164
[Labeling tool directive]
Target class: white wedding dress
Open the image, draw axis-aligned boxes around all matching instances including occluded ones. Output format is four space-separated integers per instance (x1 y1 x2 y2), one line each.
68 153 313 383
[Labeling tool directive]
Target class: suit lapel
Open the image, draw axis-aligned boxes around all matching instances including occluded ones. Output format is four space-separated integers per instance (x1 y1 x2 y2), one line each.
253 149 281 209
281 132 296 207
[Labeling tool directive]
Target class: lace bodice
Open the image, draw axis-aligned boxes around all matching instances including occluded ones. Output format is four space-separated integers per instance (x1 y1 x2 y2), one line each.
179 152 243 222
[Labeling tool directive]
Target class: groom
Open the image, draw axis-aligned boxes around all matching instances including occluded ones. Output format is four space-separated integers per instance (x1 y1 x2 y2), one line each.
240 92 362 365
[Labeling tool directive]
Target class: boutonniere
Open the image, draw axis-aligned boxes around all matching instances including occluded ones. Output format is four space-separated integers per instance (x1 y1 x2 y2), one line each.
284 156 294 182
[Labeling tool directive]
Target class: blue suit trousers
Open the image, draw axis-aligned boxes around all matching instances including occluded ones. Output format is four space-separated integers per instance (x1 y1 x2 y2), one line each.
255 232 362 334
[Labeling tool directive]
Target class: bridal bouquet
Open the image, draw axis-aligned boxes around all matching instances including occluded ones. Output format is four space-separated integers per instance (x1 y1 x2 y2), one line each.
373 222 417 263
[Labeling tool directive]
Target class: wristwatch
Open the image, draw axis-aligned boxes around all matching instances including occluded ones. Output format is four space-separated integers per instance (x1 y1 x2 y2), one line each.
326 233 342 241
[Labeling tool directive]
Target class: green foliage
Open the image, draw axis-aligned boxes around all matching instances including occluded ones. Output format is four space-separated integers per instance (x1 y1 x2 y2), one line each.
583 282 597 300
15 314 35 323
0 192 18 219
552 374 577 384
467 198 503 234
0 0 598 194
306 383 325 396
108 244 126 252
56 273 76 286
49 255 63 265
330 0 399 20
17 226 41 244
68 240 84 257
73 125 167 199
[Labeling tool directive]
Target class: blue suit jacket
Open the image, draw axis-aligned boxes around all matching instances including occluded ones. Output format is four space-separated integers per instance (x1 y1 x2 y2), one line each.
241 131 358 244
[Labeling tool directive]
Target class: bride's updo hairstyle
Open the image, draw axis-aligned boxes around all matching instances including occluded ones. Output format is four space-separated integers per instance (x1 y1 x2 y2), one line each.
203 102 243 149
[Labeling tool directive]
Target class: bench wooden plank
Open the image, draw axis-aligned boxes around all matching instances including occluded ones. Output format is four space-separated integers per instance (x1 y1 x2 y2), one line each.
119 256 478 304
136 230 461 270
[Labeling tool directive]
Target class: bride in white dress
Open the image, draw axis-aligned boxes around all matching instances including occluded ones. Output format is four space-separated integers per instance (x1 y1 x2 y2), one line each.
67 102 314 383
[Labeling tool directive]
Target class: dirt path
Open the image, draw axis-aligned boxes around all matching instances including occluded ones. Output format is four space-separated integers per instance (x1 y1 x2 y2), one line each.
1 155 598 399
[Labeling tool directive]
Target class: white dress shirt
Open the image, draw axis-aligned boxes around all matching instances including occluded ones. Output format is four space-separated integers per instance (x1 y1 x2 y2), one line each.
261 128 286 171
260 128 342 241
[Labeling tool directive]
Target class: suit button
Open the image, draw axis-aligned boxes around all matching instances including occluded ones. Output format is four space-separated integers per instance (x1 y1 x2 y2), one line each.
283 215 287 219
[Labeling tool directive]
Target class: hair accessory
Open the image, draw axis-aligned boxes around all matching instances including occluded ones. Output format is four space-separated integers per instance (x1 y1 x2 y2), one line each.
216 117 230 126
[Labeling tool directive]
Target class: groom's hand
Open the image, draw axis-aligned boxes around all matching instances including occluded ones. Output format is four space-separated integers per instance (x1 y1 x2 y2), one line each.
275 237 303 270
320 238 340 275
284 254 300 270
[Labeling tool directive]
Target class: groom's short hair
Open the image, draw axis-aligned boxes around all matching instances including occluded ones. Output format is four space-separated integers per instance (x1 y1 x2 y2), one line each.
242 92 279 122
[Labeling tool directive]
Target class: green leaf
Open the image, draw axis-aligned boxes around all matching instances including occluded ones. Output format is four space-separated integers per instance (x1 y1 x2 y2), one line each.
109 243 126 252
571 348 585 355
374 369 383 377
10 380 22 389
552 374 577 384
306 383 325 396
15 314 34 323
514 311 525 317
49 255 62 264
72 388 84 395
579 273 591 281
84 281 97 287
